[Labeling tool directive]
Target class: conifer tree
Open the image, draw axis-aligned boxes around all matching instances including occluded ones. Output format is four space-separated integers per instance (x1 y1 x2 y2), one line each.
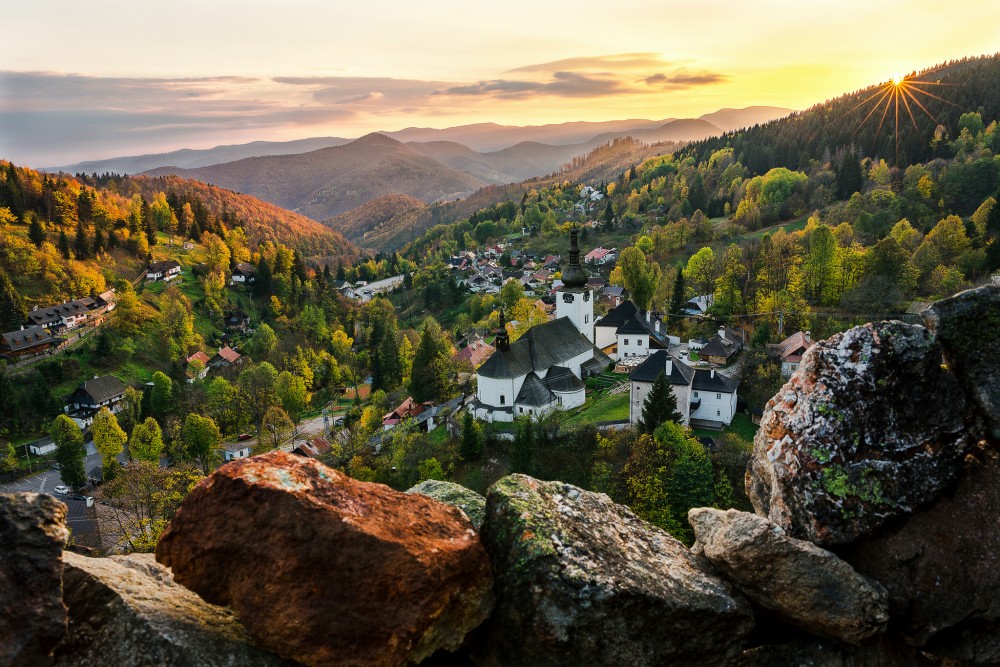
640 371 683 434
74 219 90 259
669 268 685 324
58 230 71 260
28 214 45 248
0 267 27 331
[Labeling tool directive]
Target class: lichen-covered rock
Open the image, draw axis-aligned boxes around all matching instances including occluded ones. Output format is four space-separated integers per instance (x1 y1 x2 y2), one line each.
689 508 887 644
923 285 1000 439
407 479 486 530
747 321 972 545
741 636 934 667
0 492 69 666
478 474 753 667
54 552 285 666
156 451 493 667
840 448 1000 657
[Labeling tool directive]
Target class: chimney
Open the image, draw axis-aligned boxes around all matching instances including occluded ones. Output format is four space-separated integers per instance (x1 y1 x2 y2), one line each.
805 330 811 340
718 326 726 341
646 310 651 323
665 355 673 376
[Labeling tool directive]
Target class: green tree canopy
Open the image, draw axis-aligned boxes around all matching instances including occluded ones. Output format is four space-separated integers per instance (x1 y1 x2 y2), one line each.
181 413 222 472
92 407 127 479
129 417 164 463
51 414 86 488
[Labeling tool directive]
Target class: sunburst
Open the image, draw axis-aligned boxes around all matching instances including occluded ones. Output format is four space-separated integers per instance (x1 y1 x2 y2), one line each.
848 71 958 164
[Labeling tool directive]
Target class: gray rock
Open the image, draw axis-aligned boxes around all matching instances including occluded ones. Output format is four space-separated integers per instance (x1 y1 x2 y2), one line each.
840 448 1000 655
689 507 888 644
54 552 286 666
747 321 973 546
478 474 753 667
923 285 1000 440
0 492 69 666
407 479 486 530
742 636 934 666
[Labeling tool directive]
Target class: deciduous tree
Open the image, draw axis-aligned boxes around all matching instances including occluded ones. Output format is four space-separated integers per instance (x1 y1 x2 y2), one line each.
92 407 127 479
129 417 164 462
51 414 86 489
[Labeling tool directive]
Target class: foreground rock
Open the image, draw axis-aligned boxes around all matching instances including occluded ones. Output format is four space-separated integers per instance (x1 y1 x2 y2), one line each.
156 451 493 667
840 448 1000 659
0 492 69 666
478 474 753 666
54 552 284 666
689 508 887 644
747 321 972 545
406 479 486 530
742 636 934 666
923 285 1000 439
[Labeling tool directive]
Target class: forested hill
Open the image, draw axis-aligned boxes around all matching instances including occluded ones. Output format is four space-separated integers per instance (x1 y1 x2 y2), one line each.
683 53 1000 173
0 165 359 263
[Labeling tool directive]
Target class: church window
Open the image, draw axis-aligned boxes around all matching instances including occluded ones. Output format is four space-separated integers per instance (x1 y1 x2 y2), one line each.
717 409 721 416
500 395 505 405
624 338 629 345
585 315 589 323
563 293 574 303
583 291 590 302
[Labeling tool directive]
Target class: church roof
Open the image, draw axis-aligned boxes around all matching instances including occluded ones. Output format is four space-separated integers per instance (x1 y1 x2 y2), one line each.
629 350 695 386
516 372 557 407
543 366 586 393
479 317 598 379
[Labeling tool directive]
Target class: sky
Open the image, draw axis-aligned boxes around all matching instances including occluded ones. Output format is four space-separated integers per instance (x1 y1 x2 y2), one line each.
2 0 999 167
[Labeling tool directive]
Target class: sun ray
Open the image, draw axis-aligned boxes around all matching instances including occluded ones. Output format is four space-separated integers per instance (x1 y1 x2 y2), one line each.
847 85 893 115
900 86 939 124
850 86 892 137
898 86 921 133
873 89 893 141
901 84 960 107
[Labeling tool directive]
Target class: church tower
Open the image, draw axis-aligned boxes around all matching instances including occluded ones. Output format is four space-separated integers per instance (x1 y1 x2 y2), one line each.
556 225 594 342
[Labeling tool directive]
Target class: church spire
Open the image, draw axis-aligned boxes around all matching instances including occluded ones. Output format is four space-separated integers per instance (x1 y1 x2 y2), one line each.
561 224 587 288
495 306 509 351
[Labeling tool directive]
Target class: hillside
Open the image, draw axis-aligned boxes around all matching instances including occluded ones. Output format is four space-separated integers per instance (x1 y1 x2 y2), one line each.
699 106 795 132
145 134 488 220
324 194 427 247
48 137 353 175
683 54 1000 173
123 174 360 261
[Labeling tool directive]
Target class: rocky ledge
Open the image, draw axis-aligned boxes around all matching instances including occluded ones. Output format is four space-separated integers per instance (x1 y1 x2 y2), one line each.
1 285 997 666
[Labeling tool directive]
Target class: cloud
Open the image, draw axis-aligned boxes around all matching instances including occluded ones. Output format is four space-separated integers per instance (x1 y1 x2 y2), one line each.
434 71 631 99
645 71 730 88
508 53 666 74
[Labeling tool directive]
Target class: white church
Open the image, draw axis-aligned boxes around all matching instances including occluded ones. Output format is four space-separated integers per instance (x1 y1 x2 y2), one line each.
473 227 612 422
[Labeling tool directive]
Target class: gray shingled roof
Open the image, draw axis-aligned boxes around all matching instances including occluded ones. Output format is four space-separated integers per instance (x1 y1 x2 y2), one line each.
629 350 695 386
543 366 585 393
700 329 743 360
692 369 739 393
479 317 598 380
148 260 181 274
2 326 55 352
596 301 639 328
516 372 557 407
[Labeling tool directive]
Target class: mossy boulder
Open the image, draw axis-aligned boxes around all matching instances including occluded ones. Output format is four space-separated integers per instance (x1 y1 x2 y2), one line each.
406 480 486 530
477 474 753 667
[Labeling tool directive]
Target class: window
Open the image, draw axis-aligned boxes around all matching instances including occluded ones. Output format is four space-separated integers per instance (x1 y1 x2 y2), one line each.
717 409 721 416
585 315 589 323
716 393 722 400
624 339 629 345
529 409 533 416
693 391 699 398
563 293 574 303
500 395 505 405
583 291 590 302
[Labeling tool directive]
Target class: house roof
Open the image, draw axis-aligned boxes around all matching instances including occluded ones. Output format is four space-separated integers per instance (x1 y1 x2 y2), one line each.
28 300 91 326
78 375 127 404
2 326 55 351
234 262 256 275
629 350 695 386
516 372 557 407
617 315 653 335
149 260 181 274
584 247 612 261
455 340 495 367
778 331 814 361
187 351 211 365
478 317 603 380
215 346 241 363
700 329 743 360
692 369 740 393
223 441 252 453
293 437 331 458
604 285 625 297
596 300 639 329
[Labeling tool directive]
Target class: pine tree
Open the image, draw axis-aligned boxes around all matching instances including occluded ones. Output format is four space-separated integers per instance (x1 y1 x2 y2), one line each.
669 268 685 324
73 219 90 259
28 214 45 248
58 230 71 260
0 267 27 331
409 318 453 403
640 371 683 434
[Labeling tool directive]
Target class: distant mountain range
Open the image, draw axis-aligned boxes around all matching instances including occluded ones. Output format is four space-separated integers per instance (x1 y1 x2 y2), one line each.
50 106 792 176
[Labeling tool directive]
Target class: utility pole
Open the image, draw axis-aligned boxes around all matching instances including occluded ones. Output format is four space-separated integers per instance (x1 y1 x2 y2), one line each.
778 310 784 336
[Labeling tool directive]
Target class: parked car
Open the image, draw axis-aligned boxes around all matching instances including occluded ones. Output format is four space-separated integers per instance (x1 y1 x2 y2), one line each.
53 485 70 495
51 463 61 470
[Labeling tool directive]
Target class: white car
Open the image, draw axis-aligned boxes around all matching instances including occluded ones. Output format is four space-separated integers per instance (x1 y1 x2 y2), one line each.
53 485 70 495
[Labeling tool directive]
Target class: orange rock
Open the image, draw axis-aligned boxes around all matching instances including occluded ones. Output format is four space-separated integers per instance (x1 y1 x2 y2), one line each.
156 451 493 667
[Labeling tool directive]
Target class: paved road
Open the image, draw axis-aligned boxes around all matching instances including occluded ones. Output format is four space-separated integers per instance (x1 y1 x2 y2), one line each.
0 441 105 550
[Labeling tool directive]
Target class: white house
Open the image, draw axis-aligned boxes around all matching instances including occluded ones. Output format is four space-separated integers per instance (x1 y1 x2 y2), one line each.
64 375 128 429
146 260 182 282
629 351 739 429
222 441 252 462
231 262 256 285
474 227 610 422
27 299 92 331
594 300 670 362
774 331 815 377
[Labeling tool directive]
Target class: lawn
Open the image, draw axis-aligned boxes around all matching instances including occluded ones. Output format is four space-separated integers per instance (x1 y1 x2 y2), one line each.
425 424 451 445
693 412 759 443
563 391 630 424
